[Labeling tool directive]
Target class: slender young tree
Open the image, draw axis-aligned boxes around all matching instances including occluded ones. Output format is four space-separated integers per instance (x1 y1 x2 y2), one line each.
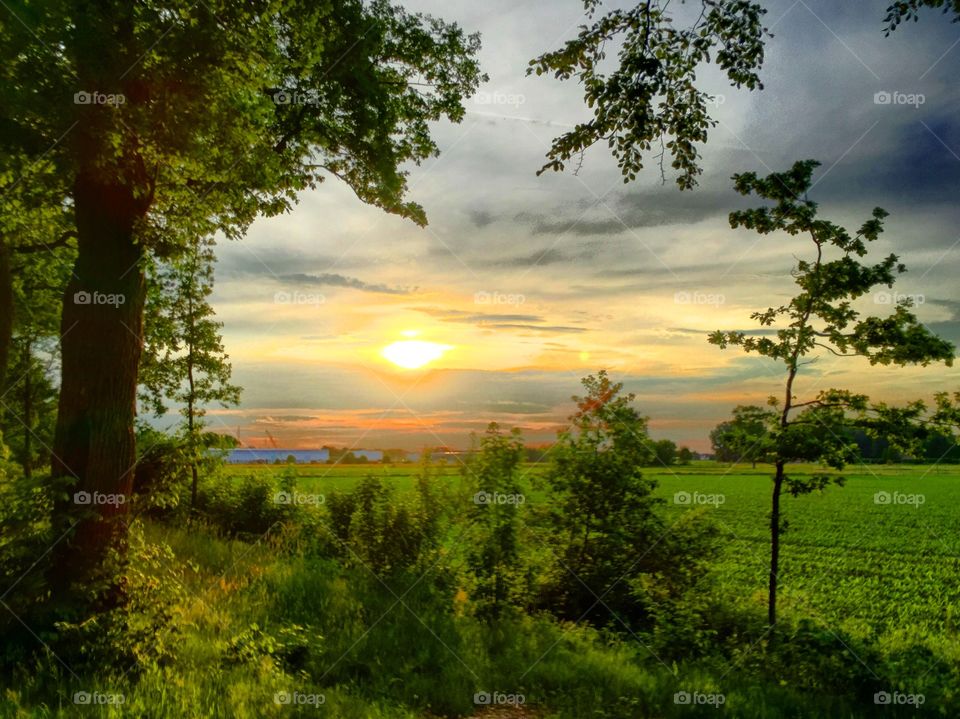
464 423 526 618
710 160 954 626
139 237 240 509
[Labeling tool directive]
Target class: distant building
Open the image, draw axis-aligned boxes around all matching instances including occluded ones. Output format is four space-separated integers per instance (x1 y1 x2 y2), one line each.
217 448 330 464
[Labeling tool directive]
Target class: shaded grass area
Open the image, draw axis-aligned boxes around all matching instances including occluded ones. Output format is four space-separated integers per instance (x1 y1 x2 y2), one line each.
4 462 958 717
1 520 920 718
232 461 960 644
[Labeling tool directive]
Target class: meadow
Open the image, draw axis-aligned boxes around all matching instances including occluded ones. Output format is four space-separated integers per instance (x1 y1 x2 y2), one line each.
4 459 957 718
225 460 960 643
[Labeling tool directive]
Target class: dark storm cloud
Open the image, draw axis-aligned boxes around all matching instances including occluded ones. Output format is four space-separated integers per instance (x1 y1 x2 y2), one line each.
925 299 960 344
216 246 365 277
518 187 740 237
412 307 542 323
480 323 586 333
411 306 588 333
468 208 496 228
484 247 574 267
280 273 414 295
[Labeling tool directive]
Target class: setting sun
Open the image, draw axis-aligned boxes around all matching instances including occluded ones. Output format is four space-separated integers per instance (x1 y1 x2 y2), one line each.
382 340 452 369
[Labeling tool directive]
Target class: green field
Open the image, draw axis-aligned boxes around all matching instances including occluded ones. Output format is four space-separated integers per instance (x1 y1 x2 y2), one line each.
228 460 960 650
5 461 956 717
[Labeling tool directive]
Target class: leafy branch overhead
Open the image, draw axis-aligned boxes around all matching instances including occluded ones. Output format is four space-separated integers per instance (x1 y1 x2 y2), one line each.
528 0 768 188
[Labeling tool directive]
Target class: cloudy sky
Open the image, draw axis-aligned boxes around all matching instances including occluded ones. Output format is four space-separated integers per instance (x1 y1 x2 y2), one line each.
200 0 960 451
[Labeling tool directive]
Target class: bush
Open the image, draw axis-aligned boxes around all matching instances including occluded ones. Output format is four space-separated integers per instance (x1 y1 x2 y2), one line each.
48 523 190 673
536 372 718 632
324 474 440 574
195 467 299 539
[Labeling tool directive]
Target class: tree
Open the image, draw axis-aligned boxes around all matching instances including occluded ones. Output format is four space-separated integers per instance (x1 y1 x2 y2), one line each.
2 336 59 480
883 1 960 33
0 161 75 477
528 0 768 188
0 155 75 427
709 160 954 626
677 446 695 464
710 405 776 467
139 236 241 509
652 438 678 467
463 423 526 618
2 0 484 598
539 371 713 629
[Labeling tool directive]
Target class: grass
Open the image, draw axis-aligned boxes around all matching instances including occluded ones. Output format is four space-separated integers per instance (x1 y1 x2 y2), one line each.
225 460 960 644
4 461 957 717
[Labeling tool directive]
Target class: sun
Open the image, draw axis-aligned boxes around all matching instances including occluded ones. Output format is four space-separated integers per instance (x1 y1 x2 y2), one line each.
382 340 452 369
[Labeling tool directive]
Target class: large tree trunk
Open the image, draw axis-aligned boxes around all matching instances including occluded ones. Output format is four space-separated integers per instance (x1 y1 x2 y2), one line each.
49 168 147 599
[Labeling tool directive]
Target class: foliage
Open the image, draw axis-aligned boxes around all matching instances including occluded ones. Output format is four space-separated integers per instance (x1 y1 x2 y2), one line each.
50 524 190 672
140 236 241 423
652 438 678 466
225 622 321 676
710 405 777 466
884 0 960 33
528 0 768 187
325 470 443 575
538 371 716 630
195 468 299 539
461 422 529 618
0 336 59 477
709 159 954 624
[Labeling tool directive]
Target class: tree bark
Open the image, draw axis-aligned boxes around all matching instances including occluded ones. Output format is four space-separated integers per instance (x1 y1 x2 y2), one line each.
49 168 147 599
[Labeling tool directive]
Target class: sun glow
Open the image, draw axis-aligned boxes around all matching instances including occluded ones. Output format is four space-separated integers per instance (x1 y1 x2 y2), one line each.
382 340 452 369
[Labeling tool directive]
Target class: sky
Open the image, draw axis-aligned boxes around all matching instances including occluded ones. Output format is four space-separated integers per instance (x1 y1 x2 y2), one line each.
198 0 960 452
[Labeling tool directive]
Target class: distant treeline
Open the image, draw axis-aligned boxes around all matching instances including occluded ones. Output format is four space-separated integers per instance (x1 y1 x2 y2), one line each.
849 428 960 464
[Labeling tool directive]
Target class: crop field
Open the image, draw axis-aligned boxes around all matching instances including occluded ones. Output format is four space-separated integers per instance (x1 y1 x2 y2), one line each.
230 460 960 649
